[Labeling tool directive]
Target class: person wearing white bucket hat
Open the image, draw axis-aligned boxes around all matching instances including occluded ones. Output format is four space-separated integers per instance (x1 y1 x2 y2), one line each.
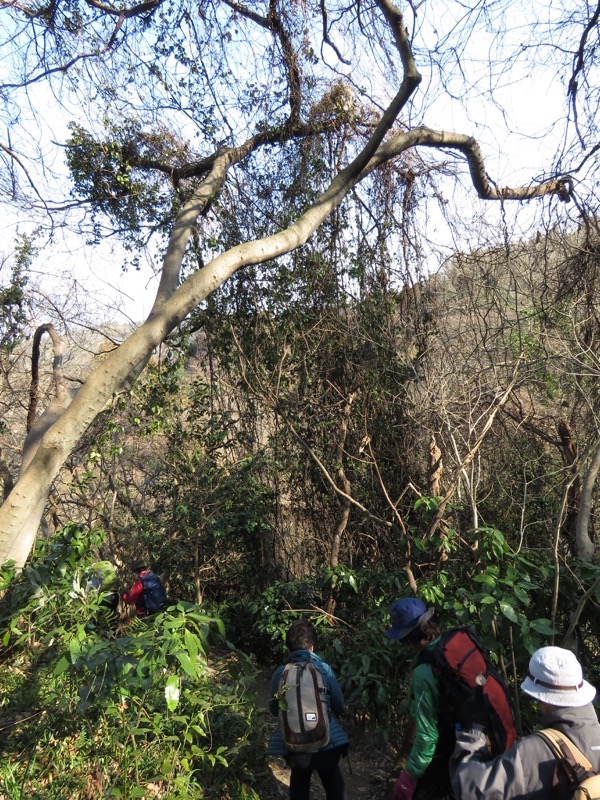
450 646 600 800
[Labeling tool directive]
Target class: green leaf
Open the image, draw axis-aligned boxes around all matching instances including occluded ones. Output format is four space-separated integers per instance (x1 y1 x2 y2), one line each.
499 601 519 623
513 585 530 605
69 637 81 661
184 628 199 662
175 650 198 679
165 674 180 712
472 574 496 589
53 655 70 675
530 618 558 635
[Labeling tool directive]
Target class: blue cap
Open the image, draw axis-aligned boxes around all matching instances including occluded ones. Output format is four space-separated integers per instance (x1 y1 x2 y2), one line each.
385 598 434 640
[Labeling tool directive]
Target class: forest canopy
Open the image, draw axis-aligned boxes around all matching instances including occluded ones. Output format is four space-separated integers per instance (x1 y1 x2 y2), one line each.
1 0 599 797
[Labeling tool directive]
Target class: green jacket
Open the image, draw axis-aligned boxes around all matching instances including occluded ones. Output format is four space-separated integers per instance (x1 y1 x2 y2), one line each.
86 561 119 593
405 637 441 778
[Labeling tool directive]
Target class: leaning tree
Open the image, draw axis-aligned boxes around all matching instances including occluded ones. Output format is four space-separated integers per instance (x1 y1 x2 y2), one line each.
0 0 597 566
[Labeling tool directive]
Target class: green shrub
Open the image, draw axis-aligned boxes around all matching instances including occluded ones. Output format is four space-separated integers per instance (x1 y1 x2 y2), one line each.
0 524 264 799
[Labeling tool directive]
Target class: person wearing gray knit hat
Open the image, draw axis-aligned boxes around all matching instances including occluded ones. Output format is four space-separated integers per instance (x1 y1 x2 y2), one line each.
451 646 600 800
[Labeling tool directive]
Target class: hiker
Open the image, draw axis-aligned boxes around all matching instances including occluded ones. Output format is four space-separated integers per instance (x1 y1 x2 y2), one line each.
450 645 600 800
266 619 349 800
122 562 167 617
85 559 120 629
385 597 455 800
385 597 516 800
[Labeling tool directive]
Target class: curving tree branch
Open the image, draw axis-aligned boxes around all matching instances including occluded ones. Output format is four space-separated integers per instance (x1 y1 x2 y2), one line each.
0 0 582 567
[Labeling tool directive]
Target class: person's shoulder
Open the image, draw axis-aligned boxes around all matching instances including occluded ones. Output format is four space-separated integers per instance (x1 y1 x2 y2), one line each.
412 658 438 687
309 651 330 669
414 645 437 668
309 652 338 680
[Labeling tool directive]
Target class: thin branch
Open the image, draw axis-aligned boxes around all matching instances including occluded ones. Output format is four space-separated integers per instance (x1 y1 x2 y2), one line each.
426 360 523 539
367 439 407 534
561 572 600 646
0 142 47 205
26 324 66 433
550 475 577 641
221 0 302 123
83 0 162 17
319 0 351 65
567 0 600 145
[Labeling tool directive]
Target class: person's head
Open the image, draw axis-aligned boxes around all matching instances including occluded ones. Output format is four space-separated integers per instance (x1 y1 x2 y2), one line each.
385 597 437 646
520 646 596 710
286 620 318 653
131 562 148 574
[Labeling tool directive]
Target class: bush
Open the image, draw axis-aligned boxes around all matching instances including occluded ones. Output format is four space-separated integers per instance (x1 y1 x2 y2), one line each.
0 524 265 799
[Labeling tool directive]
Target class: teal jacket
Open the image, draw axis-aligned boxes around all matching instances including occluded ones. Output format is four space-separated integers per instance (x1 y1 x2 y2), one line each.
266 649 350 756
405 637 442 778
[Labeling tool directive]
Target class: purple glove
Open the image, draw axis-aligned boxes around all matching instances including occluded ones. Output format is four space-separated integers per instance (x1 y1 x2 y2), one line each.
392 770 418 800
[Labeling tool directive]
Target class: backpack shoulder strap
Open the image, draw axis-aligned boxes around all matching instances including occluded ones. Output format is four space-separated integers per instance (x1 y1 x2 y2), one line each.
416 646 435 667
536 728 594 782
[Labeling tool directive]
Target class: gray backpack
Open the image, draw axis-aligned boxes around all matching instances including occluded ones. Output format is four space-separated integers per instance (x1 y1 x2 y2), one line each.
278 661 331 752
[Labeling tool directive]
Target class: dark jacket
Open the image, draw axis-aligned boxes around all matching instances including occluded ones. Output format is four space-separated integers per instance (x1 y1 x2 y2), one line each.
266 649 350 756
451 703 600 800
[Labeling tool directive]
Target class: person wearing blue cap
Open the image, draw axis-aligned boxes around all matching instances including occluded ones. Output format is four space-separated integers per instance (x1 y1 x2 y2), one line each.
385 597 453 800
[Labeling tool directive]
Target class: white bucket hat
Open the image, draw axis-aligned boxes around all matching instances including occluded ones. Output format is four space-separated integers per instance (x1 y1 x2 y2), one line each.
521 646 596 707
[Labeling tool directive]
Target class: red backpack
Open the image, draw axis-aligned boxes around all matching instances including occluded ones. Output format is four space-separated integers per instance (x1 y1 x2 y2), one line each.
418 627 517 754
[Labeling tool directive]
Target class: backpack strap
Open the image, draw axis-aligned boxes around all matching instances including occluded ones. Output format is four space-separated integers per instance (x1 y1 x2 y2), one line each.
536 728 594 784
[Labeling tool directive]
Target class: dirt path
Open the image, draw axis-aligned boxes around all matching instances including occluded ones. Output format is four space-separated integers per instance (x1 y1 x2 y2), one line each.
252 669 394 799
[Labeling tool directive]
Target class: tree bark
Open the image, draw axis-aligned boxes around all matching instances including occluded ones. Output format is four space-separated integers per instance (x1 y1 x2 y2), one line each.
575 438 600 562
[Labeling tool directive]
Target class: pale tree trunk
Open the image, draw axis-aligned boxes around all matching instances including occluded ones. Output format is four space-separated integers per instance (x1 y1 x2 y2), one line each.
0 0 421 567
575 438 600 563
0 0 573 569
428 434 443 496
325 390 357 617
555 439 600 654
